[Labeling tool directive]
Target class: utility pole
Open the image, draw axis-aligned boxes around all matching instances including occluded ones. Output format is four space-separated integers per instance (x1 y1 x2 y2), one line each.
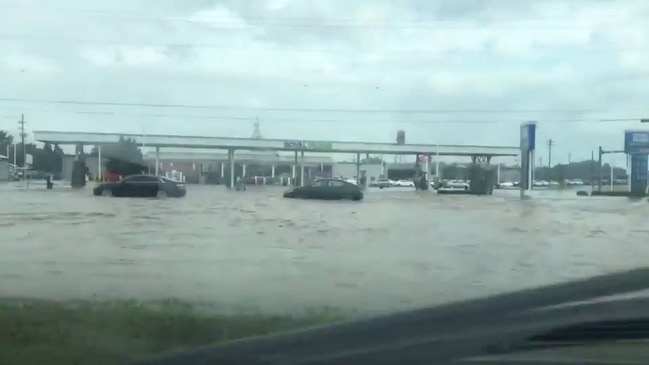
568 152 572 165
18 114 26 170
547 139 554 167
590 150 595 192
597 146 603 192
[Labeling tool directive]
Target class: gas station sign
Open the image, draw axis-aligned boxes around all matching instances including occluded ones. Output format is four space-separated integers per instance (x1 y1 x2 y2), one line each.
520 122 536 191
624 130 649 154
625 130 649 196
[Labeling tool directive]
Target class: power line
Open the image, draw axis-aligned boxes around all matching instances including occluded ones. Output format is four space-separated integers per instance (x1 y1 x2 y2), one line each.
0 106 644 125
600 118 649 122
1 4 643 30
0 97 637 115
0 3 602 23
2 32 648 55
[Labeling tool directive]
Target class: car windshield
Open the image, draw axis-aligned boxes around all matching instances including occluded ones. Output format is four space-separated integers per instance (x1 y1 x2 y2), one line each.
1 1 648 365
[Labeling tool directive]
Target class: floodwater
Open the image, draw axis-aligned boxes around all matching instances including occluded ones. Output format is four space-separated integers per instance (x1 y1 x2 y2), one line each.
1 183 648 315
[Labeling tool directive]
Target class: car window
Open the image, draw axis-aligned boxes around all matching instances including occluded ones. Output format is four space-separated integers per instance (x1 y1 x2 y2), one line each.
329 180 346 187
124 175 158 182
141 176 161 182
312 180 328 187
122 175 140 182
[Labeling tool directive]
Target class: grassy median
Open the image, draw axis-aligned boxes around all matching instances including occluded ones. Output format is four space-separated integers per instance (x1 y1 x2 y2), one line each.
0 299 344 365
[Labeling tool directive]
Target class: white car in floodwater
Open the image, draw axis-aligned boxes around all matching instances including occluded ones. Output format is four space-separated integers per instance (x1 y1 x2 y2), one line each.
395 179 415 187
443 180 470 189
344 177 358 185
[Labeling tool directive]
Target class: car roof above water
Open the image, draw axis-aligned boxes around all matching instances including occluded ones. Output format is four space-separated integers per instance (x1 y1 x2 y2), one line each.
315 178 354 183
315 178 348 182
124 174 176 182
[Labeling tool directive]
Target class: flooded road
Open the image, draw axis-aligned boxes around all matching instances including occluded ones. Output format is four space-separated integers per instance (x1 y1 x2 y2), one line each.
1 184 648 315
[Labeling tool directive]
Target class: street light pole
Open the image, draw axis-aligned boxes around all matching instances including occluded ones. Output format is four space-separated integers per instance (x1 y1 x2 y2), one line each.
435 144 440 179
18 114 26 180
598 146 603 193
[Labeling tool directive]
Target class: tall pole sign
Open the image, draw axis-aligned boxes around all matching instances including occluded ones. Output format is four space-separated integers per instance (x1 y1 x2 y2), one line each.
624 130 649 196
520 122 537 199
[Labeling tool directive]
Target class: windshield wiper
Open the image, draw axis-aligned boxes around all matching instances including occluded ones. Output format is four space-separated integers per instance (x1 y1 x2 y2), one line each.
529 318 649 344
130 268 649 365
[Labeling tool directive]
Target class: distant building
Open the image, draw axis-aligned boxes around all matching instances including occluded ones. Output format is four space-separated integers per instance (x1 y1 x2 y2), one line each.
499 167 521 183
333 162 383 182
141 121 339 184
61 155 108 182
143 151 335 184
0 154 8 181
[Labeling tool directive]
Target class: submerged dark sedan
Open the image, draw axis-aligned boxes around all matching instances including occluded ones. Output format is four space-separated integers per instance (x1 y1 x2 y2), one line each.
93 174 186 198
283 178 363 201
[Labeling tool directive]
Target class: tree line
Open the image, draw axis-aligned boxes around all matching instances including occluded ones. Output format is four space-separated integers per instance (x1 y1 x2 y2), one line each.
441 160 627 182
0 130 64 173
353 155 627 183
0 129 630 181
533 160 626 182
1 131 146 176
89 136 146 176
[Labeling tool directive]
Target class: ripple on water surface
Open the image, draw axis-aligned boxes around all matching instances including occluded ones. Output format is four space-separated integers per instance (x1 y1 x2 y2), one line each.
0 185 647 314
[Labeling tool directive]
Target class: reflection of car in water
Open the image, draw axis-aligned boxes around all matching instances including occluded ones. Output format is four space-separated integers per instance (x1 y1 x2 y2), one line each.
132 268 649 365
93 174 186 198
283 178 363 201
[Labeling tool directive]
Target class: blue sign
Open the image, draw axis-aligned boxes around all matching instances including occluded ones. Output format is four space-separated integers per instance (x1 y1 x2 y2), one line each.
520 122 536 151
630 153 648 196
519 122 537 191
624 130 649 154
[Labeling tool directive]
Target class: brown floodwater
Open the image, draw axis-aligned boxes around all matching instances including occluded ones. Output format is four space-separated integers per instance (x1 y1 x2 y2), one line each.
1 183 647 314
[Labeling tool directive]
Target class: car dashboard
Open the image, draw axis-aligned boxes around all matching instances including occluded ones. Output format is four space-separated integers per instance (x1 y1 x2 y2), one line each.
462 340 649 364
130 268 649 365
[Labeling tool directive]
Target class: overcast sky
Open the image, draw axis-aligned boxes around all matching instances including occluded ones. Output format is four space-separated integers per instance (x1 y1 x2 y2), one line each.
1 0 648 165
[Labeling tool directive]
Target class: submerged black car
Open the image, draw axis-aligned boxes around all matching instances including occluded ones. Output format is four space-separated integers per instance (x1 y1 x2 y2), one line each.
283 178 363 201
93 174 186 198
